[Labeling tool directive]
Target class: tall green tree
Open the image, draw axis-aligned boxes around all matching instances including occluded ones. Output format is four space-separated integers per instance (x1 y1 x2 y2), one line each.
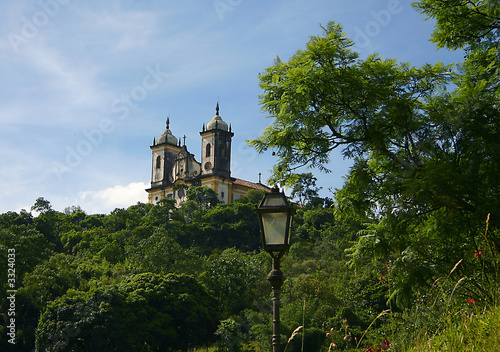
249 20 500 305
250 21 454 189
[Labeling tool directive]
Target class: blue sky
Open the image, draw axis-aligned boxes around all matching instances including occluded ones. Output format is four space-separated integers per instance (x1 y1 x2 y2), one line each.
0 0 464 214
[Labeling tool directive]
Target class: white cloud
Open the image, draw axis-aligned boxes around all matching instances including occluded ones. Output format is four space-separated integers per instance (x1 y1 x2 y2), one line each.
78 181 149 214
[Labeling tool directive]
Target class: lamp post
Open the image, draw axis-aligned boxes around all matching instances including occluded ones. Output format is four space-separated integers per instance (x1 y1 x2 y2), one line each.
256 187 294 352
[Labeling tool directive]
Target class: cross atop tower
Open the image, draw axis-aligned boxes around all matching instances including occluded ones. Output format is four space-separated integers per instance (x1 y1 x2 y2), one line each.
216 102 220 116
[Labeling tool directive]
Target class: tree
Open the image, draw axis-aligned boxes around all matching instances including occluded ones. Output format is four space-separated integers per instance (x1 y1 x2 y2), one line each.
35 273 219 351
235 189 266 205
413 1 500 51
411 1 500 229
32 210 66 250
31 197 53 214
63 205 84 215
19 254 108 311
250 22 453 187
249 20 500 306
186 186 220 208
0 225 55 349
144 197 176 227
0 226 54 285
413 1 500 97
0 210 33 228
290 173 321 206
126 230 204 275
175 186 221 224
199 249 268 317
201 203 262 252
103 208 132 232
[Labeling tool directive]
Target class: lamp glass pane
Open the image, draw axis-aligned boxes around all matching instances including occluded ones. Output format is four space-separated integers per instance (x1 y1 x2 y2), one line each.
261 212 288 245
262 194 287 207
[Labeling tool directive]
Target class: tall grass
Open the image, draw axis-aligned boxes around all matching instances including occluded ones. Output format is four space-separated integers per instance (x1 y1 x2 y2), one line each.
391 214 500 351
404 305 500 352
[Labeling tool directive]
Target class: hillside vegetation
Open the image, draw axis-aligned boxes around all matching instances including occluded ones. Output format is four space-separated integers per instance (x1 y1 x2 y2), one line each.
1 185 498 351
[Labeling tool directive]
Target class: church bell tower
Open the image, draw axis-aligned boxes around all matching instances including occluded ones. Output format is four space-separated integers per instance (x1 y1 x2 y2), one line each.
147 118 181 203
200 103 234 179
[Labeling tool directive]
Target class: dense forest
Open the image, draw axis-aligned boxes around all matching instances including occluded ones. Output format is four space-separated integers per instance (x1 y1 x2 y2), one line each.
0 180 498 351
0 186 363 351
3 1 500 351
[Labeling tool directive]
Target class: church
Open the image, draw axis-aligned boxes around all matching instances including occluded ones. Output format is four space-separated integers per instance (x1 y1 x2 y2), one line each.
146 103 270 205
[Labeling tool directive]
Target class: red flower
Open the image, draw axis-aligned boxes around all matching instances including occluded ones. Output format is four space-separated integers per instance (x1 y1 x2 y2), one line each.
380 338 391 350
466 298 475 303
379 276 386 281
475 250 482 258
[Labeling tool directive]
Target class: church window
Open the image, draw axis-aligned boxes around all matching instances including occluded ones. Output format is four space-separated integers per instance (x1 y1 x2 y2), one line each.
221 144 226 157
156 156 161 169
206 143 211 157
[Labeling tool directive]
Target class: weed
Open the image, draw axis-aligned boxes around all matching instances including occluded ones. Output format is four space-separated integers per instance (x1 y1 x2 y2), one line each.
283 326 304 352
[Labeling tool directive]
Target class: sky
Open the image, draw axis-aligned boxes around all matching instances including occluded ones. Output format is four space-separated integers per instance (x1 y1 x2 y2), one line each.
0 0 464 215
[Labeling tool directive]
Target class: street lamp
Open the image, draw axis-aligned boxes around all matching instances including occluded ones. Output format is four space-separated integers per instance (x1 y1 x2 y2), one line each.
256 187 294 352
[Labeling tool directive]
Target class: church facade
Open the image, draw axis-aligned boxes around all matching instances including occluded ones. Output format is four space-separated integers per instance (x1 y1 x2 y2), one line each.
146 104 270 205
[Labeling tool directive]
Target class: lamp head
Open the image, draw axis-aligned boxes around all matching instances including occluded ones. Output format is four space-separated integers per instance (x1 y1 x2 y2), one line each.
256 187 294 256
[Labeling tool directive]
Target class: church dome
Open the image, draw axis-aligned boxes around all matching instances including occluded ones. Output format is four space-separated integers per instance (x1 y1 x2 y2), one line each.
207 114 228 131
206 103 228 131
157 118 178 145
